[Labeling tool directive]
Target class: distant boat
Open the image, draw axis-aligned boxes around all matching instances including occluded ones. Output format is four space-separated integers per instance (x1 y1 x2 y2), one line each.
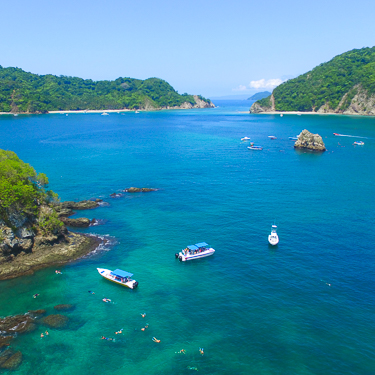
289 137 298 140
241 137 251 141
248 145 263 150
280 114 283 117
175 242 215 262
135 110 140 114
268 136 277 139
13 114 18 117
101 112 109 116
333 133 341 136
97 268 138 289
268 225 279 246
353 141 364 145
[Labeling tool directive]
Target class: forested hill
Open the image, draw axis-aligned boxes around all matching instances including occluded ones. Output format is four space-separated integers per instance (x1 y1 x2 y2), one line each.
0 66 213 113
250 47 375 115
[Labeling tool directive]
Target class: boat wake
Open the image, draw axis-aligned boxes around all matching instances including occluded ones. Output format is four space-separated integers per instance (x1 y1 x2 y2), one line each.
334 133 369 139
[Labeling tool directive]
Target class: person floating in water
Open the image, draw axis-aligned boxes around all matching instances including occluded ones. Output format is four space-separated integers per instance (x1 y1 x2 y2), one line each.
176 349 186 354
101 336 113 341
88 291 95 294
141 324 149 331
55 270 62 274
102 298 111 303
45 330 49 336
40 333 44 338
187 366 198 371
115 329 123 334
152 337 161 343
141 313 146 318
199 347 204 356
33 294 39 298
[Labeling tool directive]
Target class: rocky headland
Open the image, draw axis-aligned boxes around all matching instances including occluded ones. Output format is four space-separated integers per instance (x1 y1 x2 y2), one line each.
294 129 326 151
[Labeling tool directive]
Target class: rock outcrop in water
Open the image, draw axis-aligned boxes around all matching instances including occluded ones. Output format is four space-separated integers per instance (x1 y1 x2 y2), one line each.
124 187 158 193
294 129 326 151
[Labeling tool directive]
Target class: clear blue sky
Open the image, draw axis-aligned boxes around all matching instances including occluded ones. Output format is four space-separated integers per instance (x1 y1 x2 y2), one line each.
2 0 375 98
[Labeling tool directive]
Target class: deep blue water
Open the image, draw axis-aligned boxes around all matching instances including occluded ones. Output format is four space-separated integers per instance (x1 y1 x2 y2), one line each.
1 100 375 374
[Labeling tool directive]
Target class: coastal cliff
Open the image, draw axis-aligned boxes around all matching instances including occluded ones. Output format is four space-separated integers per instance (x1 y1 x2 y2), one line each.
250 47 375 116
0 150 100 280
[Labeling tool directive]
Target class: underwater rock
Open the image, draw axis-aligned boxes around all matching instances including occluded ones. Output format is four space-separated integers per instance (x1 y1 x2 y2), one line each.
60 217 91 228
54 304 75 311
0 314 35 334
0 351 22 370
42 314 69 328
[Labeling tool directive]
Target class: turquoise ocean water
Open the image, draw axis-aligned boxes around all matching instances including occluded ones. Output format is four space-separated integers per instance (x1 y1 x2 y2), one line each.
1 100 375 374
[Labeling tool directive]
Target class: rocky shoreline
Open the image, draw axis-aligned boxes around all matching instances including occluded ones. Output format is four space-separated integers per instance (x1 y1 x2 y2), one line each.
0 232 102 281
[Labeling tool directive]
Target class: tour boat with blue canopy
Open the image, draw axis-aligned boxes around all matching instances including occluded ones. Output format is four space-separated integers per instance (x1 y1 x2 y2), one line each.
175 242 215 261
97 268 138 289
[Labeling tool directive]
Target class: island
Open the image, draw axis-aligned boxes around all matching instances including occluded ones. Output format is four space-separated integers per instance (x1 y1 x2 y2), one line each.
0 66 214 114
247 91 271 101
0 149 101 280
250 46 375 116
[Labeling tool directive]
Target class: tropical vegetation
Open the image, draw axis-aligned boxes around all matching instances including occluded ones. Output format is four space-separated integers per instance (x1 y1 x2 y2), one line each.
0 66 211 113
0 149 60 231
255 47 375 112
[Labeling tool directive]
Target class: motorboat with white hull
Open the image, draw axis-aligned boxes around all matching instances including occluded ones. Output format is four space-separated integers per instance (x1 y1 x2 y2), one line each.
268 225 279 246
97 268 138 289
175 242 215 261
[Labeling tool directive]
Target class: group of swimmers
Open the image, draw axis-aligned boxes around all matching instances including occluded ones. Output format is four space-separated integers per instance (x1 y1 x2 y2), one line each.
40 330 49 338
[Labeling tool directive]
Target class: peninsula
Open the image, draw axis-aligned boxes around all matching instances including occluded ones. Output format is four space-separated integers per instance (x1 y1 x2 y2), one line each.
250 46 375 116
0 66 214 114
0 150 101 280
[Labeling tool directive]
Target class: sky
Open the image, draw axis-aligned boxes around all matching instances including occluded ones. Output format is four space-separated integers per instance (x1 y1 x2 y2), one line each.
1 0 375 98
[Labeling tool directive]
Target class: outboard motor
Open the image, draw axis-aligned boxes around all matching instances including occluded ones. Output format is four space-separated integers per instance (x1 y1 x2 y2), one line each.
133 281 139 289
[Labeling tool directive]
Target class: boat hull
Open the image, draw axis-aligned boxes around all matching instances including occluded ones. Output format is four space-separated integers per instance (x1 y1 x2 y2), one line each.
178 248 215 261
268 235 279 246
97 268 138 289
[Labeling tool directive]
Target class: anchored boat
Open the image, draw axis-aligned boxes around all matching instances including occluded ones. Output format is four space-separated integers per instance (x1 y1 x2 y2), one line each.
175 242 215 261
97 268 138 289
268 225 279 246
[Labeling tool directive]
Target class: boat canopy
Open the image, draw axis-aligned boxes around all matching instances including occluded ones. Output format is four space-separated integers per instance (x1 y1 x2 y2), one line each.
195 242 208 248
111 269 133 278
187 245 198 251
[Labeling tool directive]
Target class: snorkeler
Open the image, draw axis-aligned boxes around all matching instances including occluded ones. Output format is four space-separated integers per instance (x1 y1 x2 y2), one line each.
199 347 204 356
141 313 146 318
115 329 123 334
152 337 161 343
102 298 111 303
55 270 62 274
33 294 39 298
88 291 95 294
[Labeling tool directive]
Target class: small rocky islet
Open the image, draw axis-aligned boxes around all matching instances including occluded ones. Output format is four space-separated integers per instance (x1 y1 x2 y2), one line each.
294 129 326 151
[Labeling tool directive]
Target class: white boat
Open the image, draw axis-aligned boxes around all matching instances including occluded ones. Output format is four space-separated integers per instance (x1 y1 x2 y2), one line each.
248 145 263 150
241 137 251 141
268 136 277 139
353 141 364 145
175 242 215 261
97 268 138 289
268 225 279 246
101 112 109 116
289 136 298 140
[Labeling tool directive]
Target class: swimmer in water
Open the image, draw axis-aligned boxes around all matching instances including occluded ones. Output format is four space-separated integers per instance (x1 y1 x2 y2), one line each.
152 337 160 343
40 333 44 338
177 349 186 354
187 367 198 371
88 291 95 294
141 313 146 318
45 330 49 336
33 294 39 298
102 298 111 303
199 347 204 355
115 329 123 334
55 270 62 274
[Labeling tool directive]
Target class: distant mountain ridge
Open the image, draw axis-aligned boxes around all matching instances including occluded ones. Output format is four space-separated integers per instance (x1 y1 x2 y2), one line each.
0 66 213 113
250 47 375 115
247 91 271 101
